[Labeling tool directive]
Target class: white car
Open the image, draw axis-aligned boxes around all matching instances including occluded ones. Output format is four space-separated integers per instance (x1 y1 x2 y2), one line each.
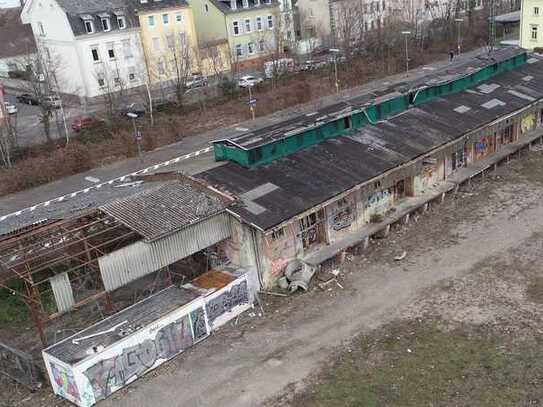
3 102 17 115
238 75 263 88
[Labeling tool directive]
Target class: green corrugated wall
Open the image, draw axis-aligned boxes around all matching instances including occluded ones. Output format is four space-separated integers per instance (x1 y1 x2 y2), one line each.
215 52 528 168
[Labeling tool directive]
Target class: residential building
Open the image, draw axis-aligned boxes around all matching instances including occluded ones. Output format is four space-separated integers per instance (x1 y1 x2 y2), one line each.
0 7 36 77
133 0 200 84
520 0 543 49
21 0 145 100
190 0 281 72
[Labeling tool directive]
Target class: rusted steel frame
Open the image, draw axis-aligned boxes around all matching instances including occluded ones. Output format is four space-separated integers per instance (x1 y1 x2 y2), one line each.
46 290 106 321
23 273 47 347
5 219 128 270
0 213 107 263
12 229 139 278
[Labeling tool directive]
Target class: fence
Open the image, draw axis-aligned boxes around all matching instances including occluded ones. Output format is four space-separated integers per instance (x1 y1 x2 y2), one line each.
0 341 43 390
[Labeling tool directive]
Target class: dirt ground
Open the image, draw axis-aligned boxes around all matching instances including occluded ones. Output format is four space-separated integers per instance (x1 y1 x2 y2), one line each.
4 148 543 407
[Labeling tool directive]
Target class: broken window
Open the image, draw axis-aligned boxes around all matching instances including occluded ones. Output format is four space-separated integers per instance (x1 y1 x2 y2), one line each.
299 211 323 249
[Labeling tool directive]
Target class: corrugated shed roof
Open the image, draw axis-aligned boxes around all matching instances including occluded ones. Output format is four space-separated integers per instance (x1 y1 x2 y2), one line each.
100 181 227 241
197 56 543 231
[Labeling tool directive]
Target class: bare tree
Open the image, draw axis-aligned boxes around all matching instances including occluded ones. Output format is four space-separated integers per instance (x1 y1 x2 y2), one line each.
95 61 127 121
165 32 196 107
20 42 65 143
0 105 17 168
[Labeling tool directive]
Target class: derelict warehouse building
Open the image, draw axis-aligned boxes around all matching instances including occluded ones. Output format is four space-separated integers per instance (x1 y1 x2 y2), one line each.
2 46 543 406
200 47 543 289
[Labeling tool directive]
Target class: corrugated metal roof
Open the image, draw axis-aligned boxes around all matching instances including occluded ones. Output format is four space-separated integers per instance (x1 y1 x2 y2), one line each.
100 181 228 241
197 56 543 231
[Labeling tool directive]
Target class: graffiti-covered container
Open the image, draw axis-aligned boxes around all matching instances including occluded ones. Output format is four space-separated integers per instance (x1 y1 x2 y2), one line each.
42 272 252 407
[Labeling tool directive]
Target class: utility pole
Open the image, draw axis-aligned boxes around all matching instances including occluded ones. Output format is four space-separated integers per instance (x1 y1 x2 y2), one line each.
330 48 340 93
401 31 411 76
489 0 497 52
248 85 255 120
455 18 464 55
127 112 143 161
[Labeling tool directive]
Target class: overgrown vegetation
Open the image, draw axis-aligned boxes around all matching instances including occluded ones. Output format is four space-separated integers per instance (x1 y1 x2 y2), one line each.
0 284 29 326
290 320 543 407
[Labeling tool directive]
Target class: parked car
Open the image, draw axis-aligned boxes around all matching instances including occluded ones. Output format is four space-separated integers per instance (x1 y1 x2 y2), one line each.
43 95 62 109
264 58 295 79
238 75 263 88
185 74 208 90
16 93 39 105
71 116 104 132
119 102 146 118
3 102 17 115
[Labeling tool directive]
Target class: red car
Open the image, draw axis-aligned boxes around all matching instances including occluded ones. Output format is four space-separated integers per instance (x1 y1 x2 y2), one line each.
71 116 104 132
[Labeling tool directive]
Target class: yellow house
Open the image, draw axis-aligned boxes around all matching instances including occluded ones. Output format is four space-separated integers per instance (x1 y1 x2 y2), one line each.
520 0 543 49
189 0 281 72
135 0 200 83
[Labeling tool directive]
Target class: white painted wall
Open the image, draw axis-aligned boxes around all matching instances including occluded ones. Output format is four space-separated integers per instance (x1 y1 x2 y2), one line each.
520 0 543 49
22 0 145 99
75 29 144 98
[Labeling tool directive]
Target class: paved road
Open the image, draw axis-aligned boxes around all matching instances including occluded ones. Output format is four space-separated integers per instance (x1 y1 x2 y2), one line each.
0 47 487 225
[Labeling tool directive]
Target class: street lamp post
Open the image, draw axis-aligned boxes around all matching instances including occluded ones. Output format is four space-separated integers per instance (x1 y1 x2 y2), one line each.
248 84 255 120
329 48 340 93
127 112 142 162
455 18 464 55
401 31 411 77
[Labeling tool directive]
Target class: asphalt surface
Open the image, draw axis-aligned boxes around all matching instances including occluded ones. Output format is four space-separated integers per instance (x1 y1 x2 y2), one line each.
0 47 488 230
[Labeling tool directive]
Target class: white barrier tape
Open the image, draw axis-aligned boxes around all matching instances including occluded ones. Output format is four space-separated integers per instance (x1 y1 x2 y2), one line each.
0 146 214 224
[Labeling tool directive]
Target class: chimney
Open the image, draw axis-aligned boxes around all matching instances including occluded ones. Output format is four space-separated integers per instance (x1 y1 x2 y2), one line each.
230 0 237 10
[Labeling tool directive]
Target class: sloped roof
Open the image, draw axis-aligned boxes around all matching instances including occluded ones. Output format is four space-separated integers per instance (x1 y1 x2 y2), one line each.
100 180 228 241
55 0 139 36
0 7 36 59
197 55 543 231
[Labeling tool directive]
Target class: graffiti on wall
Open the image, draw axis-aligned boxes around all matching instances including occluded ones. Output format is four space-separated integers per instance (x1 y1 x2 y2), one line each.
51 363 80 401
329 206 354 231
205 280 249 326
83 313 194 402
270 258 289 276
190 307 208 342
521 114 535 134
365 190 392 214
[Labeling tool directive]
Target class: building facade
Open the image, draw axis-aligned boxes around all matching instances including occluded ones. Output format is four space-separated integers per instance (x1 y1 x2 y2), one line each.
21 0 145 100
134 0 200 84
202 48 543 289
190 0 281 72
520 0 543 49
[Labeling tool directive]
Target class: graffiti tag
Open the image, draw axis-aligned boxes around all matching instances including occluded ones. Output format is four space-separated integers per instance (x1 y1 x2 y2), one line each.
83 313 195 402
205 280 249 326
51 363 80 401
